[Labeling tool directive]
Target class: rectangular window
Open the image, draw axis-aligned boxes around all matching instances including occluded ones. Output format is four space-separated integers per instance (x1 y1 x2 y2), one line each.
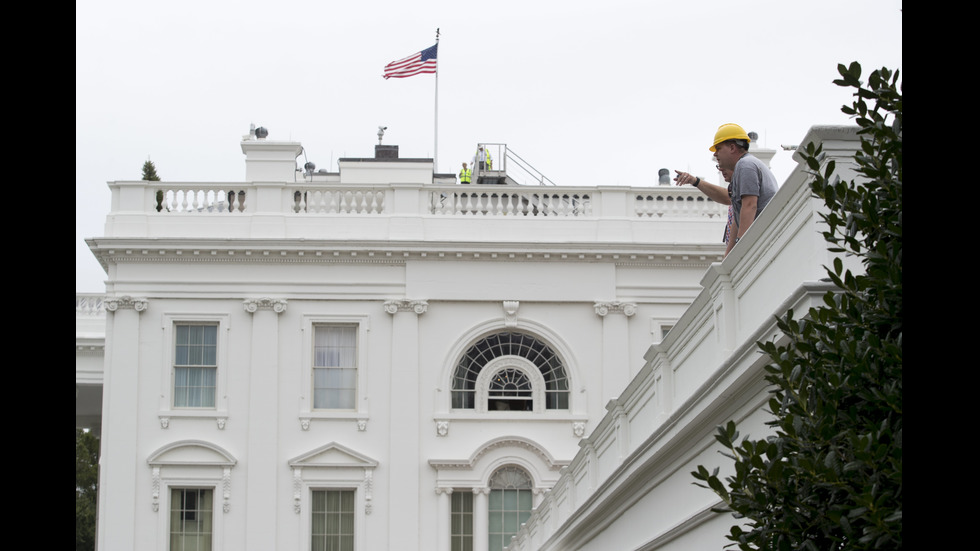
170 488 213 551
311 489 354 551
313 325 357 410
488 489 532 551
451 491 474 551
174 324 217 408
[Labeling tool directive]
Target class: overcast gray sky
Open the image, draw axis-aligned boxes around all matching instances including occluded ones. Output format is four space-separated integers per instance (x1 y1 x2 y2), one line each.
76 0 902 292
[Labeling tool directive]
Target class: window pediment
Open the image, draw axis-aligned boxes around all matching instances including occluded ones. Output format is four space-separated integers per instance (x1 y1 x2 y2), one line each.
289 442 378 469
147 440 237 467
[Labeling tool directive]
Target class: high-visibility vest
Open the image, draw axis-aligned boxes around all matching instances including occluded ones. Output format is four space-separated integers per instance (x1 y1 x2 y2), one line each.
460 168 472 183
477 149 493 170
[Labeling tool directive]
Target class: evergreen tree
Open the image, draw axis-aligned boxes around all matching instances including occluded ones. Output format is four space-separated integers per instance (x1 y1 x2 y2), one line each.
692 62 902 550
141 159 161 181
76 429 100 551
143 159 165 211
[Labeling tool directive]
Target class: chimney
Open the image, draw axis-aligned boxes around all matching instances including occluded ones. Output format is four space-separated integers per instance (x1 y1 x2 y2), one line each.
375 145 399 159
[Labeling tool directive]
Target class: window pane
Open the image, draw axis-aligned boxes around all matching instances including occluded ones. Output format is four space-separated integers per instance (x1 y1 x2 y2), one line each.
171 489 213 551
313 326 358 410
504 511 519 532
314 326 356 367
174 367 216 408
176 325 217 366
488 467 533 551
311 490 354 551
488 512 502 532
503 490 517 509
451 491 473 551
174 324 217 409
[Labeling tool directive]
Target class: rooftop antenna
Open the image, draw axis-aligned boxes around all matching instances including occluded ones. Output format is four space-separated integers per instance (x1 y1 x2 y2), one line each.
378 126 387 145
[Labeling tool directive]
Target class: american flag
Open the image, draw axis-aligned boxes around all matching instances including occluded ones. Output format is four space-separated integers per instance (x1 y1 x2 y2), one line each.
383 44 438 79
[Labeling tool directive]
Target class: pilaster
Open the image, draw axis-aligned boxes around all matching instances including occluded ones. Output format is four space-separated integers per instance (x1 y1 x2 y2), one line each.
98 296 147 551
473 487 490 551
385 298 427 550
242 298 286 551
594 301 636 402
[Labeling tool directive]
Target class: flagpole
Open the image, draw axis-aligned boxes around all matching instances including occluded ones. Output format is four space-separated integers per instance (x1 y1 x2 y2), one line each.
434 28 440 172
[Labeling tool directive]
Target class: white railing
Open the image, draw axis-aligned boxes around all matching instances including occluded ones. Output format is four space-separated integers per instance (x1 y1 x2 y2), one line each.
128 183 726 219
156 187 249 213
76 294 106 317
634 192 720 218
430 190 592 217
291 188 387 214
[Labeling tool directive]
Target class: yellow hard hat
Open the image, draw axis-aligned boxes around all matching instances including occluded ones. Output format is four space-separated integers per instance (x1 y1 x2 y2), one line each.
709 123 751 152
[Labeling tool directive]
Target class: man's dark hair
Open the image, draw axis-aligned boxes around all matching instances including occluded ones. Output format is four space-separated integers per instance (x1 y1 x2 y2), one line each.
719 139 750 152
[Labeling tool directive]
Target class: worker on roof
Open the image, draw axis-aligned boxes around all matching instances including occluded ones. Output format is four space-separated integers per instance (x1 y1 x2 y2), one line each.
475 146 492 171
673 123 778 256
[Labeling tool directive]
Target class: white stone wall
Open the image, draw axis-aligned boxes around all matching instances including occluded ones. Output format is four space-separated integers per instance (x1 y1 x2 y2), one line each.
85 133 736 551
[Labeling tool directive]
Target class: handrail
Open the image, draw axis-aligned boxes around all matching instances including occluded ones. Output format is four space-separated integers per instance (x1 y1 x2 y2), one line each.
476 143 557 186
504 147 557 186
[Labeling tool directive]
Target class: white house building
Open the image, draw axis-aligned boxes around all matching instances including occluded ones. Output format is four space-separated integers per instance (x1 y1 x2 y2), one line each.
76 124 861 551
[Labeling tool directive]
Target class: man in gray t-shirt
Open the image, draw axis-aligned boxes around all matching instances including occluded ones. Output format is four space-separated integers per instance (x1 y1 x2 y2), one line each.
729 152 778 238
673 123 779 256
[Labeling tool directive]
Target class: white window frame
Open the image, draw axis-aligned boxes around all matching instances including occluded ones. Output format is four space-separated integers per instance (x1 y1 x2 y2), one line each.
289 441 377 551
300 315 370 419
169 486 215 551
157 480 225 551
650 318 678 343
173 324 218 409
474 357 545 414
148 440 235 551
309 487 357 551
487 466 534 551
311 324 358 411
160 313 231 419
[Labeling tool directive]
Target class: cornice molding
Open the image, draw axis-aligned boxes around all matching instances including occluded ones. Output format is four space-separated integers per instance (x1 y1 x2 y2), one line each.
87 241 725 271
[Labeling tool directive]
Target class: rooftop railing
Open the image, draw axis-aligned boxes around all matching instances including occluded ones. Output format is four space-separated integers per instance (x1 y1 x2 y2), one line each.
139 183 725 219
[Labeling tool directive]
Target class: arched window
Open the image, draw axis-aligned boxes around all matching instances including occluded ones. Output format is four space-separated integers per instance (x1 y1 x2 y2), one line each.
488 368 532 411
487 466 533 551
451 332 569 411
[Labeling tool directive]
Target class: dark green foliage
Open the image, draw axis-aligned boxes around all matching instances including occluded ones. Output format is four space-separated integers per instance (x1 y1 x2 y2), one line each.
143 159 165 211
141 160 161 181
691 62 902 550
76 429 100 551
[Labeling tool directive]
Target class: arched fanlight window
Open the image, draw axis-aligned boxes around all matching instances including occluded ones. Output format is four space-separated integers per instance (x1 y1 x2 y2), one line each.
488 368 532 411
451 332 569 411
